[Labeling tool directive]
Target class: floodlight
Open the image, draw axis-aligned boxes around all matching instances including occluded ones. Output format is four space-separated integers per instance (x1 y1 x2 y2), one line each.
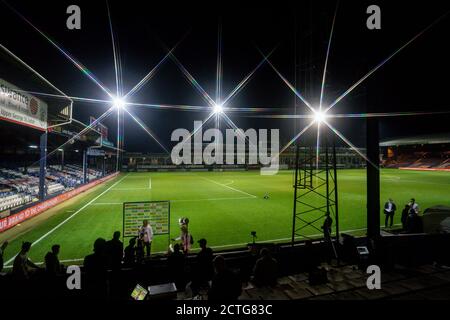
113 97 126 109
313 110 327 123
213 103 224 114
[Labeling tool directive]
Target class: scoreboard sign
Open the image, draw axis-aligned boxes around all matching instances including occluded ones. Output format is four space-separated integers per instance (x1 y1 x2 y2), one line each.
123 201 170 237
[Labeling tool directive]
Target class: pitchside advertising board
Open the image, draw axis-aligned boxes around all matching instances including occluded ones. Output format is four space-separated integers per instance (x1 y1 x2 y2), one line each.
0 78 48 130
123 201 170 237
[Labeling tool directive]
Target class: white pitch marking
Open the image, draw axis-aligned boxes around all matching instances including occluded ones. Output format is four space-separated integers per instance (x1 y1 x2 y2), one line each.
3 174 130 267
91 195 256 206
198 176 257 198
113 188 143 190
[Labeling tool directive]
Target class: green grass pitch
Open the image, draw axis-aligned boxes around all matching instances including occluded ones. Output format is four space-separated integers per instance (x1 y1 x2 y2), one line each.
2 169 450 267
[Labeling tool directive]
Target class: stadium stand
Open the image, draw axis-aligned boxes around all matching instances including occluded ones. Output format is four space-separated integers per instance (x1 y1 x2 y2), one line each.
381 133 450 170
0 165 103 213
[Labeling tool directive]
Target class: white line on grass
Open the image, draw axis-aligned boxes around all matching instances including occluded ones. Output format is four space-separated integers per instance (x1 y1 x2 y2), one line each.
198 176 257 198
4 174 130 267
112 187 150 191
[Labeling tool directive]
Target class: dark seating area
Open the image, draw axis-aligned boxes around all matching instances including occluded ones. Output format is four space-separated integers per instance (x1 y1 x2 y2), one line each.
1 233 449 301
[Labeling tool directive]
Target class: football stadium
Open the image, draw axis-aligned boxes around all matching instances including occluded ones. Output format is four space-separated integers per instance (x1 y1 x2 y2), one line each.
1 0 450 308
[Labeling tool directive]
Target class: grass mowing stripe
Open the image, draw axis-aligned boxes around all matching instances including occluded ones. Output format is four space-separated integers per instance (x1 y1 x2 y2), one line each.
3 174 129 267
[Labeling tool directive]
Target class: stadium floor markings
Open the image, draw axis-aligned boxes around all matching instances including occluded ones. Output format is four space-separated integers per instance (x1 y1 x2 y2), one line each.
197 176 258 198
3 225 397 268
3 174 130 267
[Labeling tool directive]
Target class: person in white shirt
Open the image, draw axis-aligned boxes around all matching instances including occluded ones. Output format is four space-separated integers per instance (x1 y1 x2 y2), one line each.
409 198 419 214
138 220 153 257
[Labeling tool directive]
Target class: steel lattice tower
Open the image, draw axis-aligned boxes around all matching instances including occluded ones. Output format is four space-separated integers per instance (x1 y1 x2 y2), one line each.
291 137 339 245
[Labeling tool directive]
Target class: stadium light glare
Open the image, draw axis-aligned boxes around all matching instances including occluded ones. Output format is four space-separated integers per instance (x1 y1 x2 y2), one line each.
313 110 327 123
213 103 224 114
113 97 126 109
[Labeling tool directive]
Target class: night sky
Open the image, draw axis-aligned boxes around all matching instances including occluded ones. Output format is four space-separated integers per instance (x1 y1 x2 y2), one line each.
1 0 449 153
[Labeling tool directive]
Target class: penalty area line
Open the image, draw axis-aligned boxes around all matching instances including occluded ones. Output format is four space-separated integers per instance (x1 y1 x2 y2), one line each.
90 195 257 206
197 176 257 198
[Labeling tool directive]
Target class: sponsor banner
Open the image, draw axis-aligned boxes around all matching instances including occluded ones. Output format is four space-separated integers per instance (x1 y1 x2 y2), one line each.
123 201 170 237
87 148 105 156
0 78 48 130
0 172 119 233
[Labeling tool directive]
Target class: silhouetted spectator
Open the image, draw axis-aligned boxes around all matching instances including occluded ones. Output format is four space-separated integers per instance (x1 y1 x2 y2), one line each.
252 248 278 287
167 243 186 291
197 238 214 282
83 238 108 298
123 237 137 266
304 240 320 272
322 214 333 241
190 239 214 295
44 244 64 276
406 212 423 233
208 255 242 301
0 241 8 273
106 231 123 270
136 239 144 264
401 205 410 230
12 242 40 280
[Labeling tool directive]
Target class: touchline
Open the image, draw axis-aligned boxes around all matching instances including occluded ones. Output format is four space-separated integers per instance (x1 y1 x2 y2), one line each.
171 120 280 175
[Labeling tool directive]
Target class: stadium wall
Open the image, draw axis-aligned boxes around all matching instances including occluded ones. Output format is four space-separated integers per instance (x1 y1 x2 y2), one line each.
0 172 119 233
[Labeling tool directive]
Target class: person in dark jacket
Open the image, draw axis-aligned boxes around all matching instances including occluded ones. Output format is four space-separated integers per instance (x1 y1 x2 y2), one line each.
0 241 8 273
106 231 123 271
401 205 410 230
252 248 278 287
208 255 242 301
167 243 186 291
44 244 64 276
383 198 397 228
83 238 108 298
123 237 137 267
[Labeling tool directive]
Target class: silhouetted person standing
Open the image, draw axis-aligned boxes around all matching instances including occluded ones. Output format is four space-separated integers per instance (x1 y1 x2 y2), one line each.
123 237 137 267
12 242 40 280
106 231 123 271
44 244 63 276
167 243 186 291
84 238 108 299
252 248 278 287
197 239 214 280
208 255 242 301
384 198 397 228
0 241 8 273
401 205 410 230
